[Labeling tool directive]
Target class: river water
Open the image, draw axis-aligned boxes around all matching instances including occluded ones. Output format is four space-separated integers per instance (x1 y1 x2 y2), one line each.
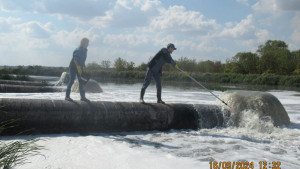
1 81 300 169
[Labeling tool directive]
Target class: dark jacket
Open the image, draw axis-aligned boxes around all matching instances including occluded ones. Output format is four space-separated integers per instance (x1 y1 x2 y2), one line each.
148 48 176 75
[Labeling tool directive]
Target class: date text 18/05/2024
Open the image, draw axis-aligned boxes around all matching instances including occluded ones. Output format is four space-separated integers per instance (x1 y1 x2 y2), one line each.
209 161 281 169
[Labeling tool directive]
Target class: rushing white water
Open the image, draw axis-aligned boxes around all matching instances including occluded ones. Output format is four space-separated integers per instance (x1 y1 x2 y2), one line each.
1 81 300 169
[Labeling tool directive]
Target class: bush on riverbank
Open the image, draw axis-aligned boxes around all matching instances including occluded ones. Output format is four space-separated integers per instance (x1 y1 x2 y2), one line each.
0 68 298 87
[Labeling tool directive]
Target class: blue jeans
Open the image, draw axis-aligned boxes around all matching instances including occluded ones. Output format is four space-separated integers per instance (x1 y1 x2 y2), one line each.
142 67 162 92
65 66 85 99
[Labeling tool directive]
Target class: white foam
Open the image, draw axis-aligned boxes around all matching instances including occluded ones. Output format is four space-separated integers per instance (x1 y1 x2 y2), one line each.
0 82 299 168
11 134 206 169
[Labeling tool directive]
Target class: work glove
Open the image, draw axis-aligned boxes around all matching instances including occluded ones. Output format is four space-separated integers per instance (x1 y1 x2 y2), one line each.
76 65 82 75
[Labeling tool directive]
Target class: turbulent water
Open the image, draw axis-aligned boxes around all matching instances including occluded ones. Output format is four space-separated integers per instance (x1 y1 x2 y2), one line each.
1 81 300 169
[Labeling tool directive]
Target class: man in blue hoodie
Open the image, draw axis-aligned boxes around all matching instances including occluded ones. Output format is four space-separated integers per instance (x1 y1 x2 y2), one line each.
140 43 186 104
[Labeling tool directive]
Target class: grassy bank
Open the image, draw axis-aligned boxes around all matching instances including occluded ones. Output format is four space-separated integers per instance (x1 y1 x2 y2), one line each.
0 69 299 88
0 117 41 169
89 70 300 88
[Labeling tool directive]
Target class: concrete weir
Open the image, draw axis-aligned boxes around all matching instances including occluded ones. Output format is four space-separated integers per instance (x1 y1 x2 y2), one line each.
0 84 60 93
0 98 226 135
0 80 59 93
0 80 52 86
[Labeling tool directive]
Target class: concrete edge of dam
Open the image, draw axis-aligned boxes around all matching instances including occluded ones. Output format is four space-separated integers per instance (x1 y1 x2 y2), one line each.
0 84 61 93
0 98 227 135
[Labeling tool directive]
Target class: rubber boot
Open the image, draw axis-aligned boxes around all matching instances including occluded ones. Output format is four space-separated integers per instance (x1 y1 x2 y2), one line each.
65 90 73 101
140 88 146 103
80 91 90 102
65 96 73 102
157 90 165 104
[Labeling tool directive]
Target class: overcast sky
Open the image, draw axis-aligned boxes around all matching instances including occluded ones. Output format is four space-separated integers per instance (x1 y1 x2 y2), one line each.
0 0 299 67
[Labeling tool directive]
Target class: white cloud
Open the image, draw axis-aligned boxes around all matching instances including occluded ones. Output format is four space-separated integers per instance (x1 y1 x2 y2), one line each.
95 4 273 62
103 34 149 47
92 0 162 28
0 17 20 32
0 0 239 66
0 18 102 66
15 21 53 39
52 27 101 48
252 0 279 14
219 15 255 39
252 0 300 50
218 14 270 53
0 0 297 66
0 31 51 65
148 6 218 34
239 29 270 50
0 16 20 24
0 0 160 28
0 19 53 50
236 0 249 6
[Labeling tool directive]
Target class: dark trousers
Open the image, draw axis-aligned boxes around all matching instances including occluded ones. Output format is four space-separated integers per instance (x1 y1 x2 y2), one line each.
65 66 85 99
142 67 162 92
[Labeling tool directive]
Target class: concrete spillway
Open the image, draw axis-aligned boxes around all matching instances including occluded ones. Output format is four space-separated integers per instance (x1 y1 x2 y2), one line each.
0 98 227 135
0 79 102 93
0 84 60 93
0 80 52 86
0 80 59 93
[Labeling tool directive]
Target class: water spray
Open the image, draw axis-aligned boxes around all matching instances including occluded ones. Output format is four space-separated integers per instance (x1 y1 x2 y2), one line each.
177 67 232 110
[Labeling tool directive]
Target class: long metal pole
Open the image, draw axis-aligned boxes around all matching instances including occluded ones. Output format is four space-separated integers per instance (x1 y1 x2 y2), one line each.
177 68 232 109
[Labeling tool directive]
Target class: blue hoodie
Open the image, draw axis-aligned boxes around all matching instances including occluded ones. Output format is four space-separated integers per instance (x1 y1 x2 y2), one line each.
69 47 87 68
148 48 176 75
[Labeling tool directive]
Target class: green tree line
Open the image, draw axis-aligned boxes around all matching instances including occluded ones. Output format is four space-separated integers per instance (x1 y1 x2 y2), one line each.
87 40 299 75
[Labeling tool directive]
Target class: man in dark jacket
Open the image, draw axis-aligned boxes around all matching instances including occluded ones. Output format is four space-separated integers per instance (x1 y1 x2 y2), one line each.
140 43 185 104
